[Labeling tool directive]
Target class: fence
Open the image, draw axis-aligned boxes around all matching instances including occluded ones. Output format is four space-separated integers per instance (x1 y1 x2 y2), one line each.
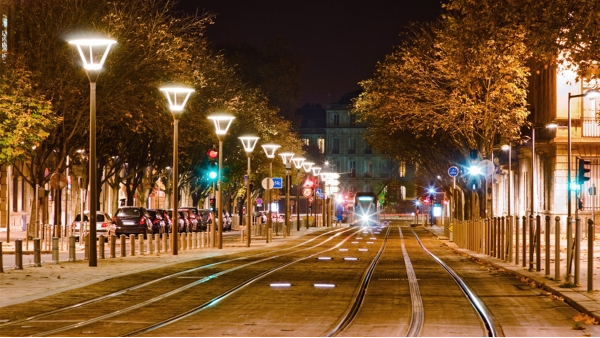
451 215 595 291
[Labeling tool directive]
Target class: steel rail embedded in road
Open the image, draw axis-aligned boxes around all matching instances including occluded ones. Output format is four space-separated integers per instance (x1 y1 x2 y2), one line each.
410 228 497 337
6 227 357 337
325 226 391 337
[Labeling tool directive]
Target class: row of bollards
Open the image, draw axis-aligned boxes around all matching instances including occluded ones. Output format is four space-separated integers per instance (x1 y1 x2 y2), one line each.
2 231 216 271
453 215 595 292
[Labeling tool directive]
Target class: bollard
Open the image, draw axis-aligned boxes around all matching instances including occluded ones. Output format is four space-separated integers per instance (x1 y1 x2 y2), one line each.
515 215 520 265
522 216 527 268
69 236 76 262
139 234 144 256
566 217 573 283
201 231 206 248
130 235 136 256
52 237 59 264
182 233 187 251
110 235 116 258
588 219 594 293
99 235 105 259
179 233 183 251
528 215 534 271
120 235 127 257
15 239 23 270
84 234 90 261
33 238 41 267
555 216 561 281
507 216 513 263
575 218 581 285
157 234 161 254
164 233 169 252
149 234 154 254
501 217 505 260
535 215 541 272
545 216 550 276
0 243 3 273
240 229 245 243
190 232 194 249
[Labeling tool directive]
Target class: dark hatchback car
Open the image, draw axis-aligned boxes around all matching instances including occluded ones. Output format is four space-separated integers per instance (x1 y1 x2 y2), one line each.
112 206 153 237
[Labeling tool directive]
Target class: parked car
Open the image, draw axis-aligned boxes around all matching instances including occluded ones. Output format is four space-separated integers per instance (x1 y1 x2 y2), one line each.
198 209 211 232
179 207 200 232
112 206 153 237
167 209 190 233
208 209 233 232
146 209 166 235
72 211 114 241
158 208 172 234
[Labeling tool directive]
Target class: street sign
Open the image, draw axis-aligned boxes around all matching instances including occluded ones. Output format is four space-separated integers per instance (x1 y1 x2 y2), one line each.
448 166 459 177
302 187 313 197
316 188 321 195
272 177 283 189
256 197 263 205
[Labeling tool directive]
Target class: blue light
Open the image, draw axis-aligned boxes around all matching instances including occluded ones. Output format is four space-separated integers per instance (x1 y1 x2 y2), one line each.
209 171 217 179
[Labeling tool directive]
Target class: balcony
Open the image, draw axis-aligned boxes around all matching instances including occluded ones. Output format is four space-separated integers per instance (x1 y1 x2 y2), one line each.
583 117 600 137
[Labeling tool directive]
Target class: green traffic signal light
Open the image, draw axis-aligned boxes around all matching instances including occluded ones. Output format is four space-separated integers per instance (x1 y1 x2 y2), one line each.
209 171 217 179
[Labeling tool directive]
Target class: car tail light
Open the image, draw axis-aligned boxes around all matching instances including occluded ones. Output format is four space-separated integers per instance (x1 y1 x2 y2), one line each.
140 216 145 225
101 222 108 228
153 219 159 225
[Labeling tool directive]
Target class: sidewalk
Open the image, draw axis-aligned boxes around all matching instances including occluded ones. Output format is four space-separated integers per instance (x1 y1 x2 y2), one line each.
0 224 342 308
424 224 600 323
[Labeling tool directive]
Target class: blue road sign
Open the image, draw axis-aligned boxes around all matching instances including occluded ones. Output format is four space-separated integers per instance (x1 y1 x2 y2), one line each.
272 177 283 189
448 166 459 177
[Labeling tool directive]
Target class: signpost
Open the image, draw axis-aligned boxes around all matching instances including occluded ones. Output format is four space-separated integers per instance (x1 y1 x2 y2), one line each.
447 166 459 242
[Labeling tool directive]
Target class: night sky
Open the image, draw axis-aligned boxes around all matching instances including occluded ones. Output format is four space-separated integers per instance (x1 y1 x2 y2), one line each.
176 0 442 107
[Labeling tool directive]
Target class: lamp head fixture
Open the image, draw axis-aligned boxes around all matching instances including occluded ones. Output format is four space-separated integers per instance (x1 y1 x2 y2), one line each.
311 166 322 176
208 114 235 135
279 152 295 165
239 136 259 153
292 157 306 169
302 161 314 173
160 87 194 113
68 38 116 72
262 144 281 158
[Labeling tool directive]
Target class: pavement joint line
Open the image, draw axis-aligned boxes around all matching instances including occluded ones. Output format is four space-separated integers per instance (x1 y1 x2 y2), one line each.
422 225 600 325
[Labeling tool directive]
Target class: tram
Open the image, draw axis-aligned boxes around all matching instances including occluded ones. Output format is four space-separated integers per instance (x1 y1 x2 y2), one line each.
353 192 379 226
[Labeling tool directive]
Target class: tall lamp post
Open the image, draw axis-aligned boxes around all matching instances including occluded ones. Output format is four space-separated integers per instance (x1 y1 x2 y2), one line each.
239 136 259 247
68 38 116 267
208 114 235 249
280 152 295 236
302 161 314 228
160 86 194 255
311 166 322 226
262 144 280 234
292 157 306 231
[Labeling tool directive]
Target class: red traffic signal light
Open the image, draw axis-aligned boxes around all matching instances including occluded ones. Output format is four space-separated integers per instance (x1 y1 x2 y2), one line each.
207 149 218 160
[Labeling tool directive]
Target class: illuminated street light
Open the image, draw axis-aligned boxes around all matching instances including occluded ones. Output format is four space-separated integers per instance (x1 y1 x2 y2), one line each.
292 157 305 231
262 144 281 234
68 37 116 267
239 136 259 247
208 114 235 249
160 86 194 255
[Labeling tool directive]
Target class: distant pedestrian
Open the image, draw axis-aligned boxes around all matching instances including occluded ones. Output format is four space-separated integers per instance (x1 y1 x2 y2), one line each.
335 204 344 226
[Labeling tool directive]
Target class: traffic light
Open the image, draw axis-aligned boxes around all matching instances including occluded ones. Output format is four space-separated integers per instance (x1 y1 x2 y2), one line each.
209 198 215 211
207 149 218 180
577 158 591 185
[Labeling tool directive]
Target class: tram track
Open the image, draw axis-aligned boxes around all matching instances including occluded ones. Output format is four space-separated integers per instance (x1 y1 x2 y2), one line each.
0 227 355 337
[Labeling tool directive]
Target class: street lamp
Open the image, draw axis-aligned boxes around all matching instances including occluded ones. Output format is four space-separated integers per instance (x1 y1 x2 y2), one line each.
302 161 314 228
280 152 295 235
292 157 306 231
262 144 280 235
311 166 322 226
239 136 259 247
68 37 116 267
160 86 194 255
208 114 235 249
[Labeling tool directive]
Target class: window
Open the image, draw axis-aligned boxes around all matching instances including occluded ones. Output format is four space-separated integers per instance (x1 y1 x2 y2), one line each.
399 161 406 177
348 138 356 154
400 186 406 201
349 160 356 178
302 138 310 146
333 114 340 126
332 138 340 154
318 138 325 154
